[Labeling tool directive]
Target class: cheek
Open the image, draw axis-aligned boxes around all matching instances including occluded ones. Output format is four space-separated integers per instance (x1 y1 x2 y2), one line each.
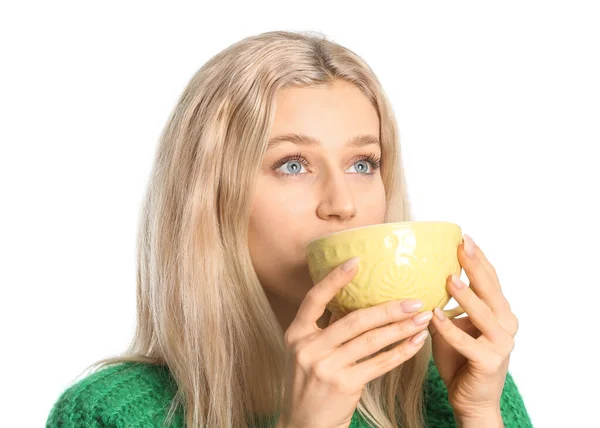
358 178 387 221
248 186 313 293
249 185 312 256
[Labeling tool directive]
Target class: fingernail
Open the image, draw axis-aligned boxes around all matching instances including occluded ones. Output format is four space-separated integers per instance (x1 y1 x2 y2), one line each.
463 234 476 259
400 299 423 312
413 311 433 324
434 307 445 321
411 329 429 344
451 274 465 288
341 257 360 272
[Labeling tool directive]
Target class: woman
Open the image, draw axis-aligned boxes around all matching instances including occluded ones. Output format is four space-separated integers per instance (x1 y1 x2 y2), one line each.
46 30 532 428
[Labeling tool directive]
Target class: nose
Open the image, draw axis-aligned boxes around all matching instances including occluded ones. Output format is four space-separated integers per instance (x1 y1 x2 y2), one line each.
316 172 357 221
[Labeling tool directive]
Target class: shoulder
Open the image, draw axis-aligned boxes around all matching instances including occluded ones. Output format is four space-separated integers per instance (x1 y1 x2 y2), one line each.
46 361 183 428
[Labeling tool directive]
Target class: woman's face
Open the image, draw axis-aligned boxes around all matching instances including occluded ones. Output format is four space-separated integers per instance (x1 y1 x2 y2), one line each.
248 79 386 319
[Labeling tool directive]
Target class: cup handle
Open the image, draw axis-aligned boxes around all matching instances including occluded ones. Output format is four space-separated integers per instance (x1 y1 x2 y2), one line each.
443 305 465 319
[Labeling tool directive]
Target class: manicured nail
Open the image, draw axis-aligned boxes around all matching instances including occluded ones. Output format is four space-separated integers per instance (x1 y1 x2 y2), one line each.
434 307 445 321
411 329 429 344
463 234 476 259
400 299 423 312
413 311 433 324
341 257 360 272
451 274 466 288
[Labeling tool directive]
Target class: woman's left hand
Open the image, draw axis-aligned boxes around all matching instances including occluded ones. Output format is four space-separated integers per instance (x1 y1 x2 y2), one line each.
428 234 519 422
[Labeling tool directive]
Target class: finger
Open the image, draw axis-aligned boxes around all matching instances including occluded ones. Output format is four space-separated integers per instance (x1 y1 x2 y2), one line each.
429 315 481 340
427 321 438 338
431 306 493 362
460 236 511 314
447 274 508 344
460 235 518 335
346 329 429 385
459 235 504 307
293 257 360 335
313 298 425 354
328 313 339 326
331 311 432 368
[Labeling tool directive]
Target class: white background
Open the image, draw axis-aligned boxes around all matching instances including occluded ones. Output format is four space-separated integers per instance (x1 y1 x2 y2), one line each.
2 1 598 427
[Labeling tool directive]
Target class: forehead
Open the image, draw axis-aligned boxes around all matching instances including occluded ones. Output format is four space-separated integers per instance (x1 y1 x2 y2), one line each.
269 80 380 149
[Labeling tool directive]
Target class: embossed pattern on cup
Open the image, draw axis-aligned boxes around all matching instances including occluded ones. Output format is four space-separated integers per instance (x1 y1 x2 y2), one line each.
305 221 464 319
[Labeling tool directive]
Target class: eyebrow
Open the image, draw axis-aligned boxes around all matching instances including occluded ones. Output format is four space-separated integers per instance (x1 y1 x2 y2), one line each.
267 133 380 150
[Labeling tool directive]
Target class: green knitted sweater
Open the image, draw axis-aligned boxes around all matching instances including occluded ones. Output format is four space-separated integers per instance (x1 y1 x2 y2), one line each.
46 358 532 427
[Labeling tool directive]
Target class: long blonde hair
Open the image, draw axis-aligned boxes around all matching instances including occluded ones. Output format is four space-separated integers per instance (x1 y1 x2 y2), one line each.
84 30 432 428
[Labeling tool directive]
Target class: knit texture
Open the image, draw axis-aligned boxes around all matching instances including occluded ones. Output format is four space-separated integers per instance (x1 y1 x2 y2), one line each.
46 358 532 427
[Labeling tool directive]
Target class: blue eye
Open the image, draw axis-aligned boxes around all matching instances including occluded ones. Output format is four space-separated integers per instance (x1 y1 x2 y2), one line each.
349 160 371 174
270 153 381 177
276 160 307 175
271 153 309 176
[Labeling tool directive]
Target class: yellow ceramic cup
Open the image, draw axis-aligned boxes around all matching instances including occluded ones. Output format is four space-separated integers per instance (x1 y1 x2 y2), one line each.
305 221 465 320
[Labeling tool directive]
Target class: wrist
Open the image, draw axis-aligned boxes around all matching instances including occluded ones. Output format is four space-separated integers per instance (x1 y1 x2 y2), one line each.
454 408 503 428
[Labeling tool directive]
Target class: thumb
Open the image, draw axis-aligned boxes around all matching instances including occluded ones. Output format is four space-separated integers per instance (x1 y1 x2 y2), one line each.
427 322 438 339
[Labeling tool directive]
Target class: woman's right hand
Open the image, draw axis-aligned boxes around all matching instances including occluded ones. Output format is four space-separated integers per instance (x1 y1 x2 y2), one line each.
277 257 433 428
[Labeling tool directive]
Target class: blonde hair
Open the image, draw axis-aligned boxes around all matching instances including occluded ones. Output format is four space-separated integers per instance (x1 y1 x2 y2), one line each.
84 30 432 428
